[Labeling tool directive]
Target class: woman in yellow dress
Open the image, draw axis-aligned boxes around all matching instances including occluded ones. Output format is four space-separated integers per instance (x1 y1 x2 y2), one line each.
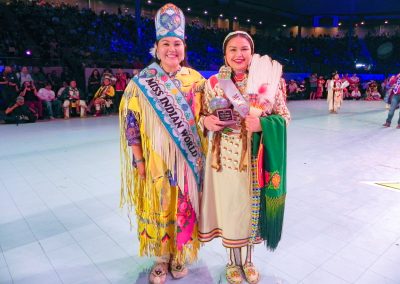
198 31 290 284
119 3 206 284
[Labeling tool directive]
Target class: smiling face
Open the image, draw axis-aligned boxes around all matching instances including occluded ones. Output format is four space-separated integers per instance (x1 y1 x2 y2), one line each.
157 37 185 72
224 35 253 73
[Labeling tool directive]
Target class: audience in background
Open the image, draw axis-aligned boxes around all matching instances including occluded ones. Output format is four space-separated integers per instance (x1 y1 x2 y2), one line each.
37 82 56 119
113 68 127 112
17 66 33 88
1 1 400 74
90 74 115 116
20 81 43 119
61 80 87 119
0 1 398 124
87 69 101 103
3 96 37 124
0 66 19 110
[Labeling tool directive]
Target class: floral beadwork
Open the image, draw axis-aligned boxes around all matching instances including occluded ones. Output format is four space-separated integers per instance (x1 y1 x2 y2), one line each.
264 171 281 190
271 173 281 189
125 111 141 146
175 181 196 249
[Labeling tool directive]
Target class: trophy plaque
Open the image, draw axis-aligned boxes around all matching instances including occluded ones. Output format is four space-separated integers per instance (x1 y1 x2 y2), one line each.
216 108 234 124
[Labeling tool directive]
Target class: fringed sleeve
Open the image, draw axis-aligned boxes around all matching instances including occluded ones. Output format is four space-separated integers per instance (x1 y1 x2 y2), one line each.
119 80 146 214
272 78 291 125
192 75 208 154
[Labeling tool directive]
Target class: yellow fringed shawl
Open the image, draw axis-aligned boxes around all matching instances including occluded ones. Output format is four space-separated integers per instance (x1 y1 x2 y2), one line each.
119 67 206 261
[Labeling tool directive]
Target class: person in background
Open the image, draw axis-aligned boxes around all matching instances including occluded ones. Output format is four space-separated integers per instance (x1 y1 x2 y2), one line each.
61 80 87 119
350 86 362 100
46 70 61 92
309 73 318 99
4 96 37 124
327 72 348 114
32 66 47 89
365 81 381 101
54 81 69 118
287 79 298 100
17 66 33 87
316 75 325 99
348 74 360 94
37 82 56 119
57 81 68 99
20 81 43 119
87 69 101 103
383 73 400 128
102 68 115 84
114 68 127 112
0 66 19 110
91 74 115 116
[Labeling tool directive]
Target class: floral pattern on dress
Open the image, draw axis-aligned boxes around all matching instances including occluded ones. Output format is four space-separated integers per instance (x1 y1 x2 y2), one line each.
166 170 196 251
125 110 141 146
175 175 196 250
264 170 281 190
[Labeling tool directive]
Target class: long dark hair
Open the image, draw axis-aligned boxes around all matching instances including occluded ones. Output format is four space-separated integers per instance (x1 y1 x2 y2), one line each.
90 69 100 79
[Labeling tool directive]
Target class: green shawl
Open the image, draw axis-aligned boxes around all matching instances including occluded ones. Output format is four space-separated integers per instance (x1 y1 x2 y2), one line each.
252 115 287 250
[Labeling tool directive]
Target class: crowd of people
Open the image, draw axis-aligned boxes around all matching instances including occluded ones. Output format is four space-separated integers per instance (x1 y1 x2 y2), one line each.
0 65 131 124
286 73 391 101
1 1 399 126
2 64 399 124
1 1 400 74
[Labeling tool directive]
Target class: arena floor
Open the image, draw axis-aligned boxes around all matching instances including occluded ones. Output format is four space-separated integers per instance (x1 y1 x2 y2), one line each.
1 100 400 284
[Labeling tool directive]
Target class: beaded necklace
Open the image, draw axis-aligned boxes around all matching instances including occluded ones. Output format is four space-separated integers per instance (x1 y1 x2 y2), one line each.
160 64 181 79
233 72 248 96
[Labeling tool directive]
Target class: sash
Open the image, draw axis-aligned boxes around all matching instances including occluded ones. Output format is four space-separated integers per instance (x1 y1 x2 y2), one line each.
133 63 204 186
218 75 249 117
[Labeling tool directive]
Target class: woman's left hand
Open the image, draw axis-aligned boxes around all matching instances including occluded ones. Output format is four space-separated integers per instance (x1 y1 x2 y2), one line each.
245 115 262 133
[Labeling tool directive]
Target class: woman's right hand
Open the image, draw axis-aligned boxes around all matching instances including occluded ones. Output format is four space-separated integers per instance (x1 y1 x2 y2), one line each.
137 161 146 179
204 115 225 132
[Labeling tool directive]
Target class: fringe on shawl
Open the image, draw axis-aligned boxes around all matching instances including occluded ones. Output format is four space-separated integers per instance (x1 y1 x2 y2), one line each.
259 193 286 251
257 115 287 251
119 81 200 260
120 80 200 218
138 88 200 219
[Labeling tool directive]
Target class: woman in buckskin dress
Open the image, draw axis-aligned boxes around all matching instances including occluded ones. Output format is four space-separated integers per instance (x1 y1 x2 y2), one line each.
198 31 290 284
